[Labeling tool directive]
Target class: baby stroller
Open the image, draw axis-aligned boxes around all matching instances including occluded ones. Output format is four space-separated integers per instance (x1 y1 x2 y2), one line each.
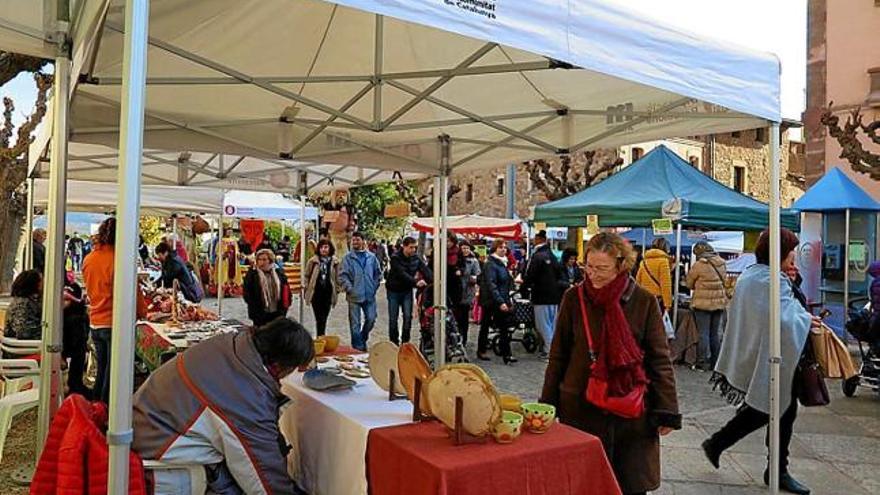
488 289 540 356
416 286 469 365
843 297 880 397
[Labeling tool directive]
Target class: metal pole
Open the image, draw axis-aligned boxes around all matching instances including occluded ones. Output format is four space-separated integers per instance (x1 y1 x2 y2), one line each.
505 163 516 219
36 55 71 455
768 122 782 495
107 0 149 492
672 223 683 328
844 208 850 315
641 227 647 256
172 214 177 244
432 175 442 368
300 196 307 323
25 177 35 270
216 209 225 317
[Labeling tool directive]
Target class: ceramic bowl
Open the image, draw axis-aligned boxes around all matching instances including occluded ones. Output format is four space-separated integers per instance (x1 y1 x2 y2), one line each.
491 411 523 444
317 335 340 352
520 402 556 434
499 394 522 412
313 339 326 356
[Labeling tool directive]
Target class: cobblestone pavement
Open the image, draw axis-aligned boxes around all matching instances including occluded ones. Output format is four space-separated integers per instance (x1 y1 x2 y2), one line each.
203 292 880 495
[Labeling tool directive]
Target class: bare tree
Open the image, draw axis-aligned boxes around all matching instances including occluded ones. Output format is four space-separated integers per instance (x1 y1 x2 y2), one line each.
526 150 623 201
393 179 461 217
822 104 880 181
0 51 51 291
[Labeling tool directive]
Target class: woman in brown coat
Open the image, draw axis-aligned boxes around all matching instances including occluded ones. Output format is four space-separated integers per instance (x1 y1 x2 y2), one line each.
541 232 680 495
686 241 729 370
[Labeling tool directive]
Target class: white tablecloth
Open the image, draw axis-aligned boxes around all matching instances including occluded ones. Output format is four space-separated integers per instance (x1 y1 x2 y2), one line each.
279 358 413 495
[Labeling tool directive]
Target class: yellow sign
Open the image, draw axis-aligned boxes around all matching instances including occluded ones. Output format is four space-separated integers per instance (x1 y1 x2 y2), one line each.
585 215 600 236
534 222 547 231
384 201 411 218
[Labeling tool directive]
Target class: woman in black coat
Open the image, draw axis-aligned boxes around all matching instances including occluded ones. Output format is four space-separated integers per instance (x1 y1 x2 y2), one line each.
243 249 292 326
477 240 515 364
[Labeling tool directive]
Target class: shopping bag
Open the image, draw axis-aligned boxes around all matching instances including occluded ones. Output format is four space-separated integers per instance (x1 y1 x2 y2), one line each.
662 311 675 340
811 325 857 380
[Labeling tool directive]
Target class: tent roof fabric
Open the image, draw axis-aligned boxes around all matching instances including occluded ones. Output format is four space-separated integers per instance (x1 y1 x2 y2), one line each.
32 179 316 218
16 0 781 185
412 215 523 239
791 167 880 213
533 145 800 231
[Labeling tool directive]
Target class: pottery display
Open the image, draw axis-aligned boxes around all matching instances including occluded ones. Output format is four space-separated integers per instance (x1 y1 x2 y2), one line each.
369 341 406 395
491 411 524 444
427 364 502 437
520 402 556 434
397 343 433 414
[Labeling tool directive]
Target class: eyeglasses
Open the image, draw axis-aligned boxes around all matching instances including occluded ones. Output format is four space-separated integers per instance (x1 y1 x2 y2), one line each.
585 264 617 274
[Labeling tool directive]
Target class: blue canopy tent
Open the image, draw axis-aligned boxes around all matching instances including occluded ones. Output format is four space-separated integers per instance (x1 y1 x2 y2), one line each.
533 145 800 231
792 167 880 319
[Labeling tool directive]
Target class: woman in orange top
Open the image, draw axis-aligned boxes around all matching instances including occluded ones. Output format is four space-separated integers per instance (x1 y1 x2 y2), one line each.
82 218 146 402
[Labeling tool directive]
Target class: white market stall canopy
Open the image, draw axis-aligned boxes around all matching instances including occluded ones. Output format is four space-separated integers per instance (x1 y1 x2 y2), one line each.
33 178 317 218
22 0 779 181
223 189 318 220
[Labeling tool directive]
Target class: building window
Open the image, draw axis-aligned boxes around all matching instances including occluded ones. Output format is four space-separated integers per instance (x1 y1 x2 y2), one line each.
755 128 765 143
496 176 505 196
466 183 474 203
689 156 700 168
733 166 746 193
631 147 644 161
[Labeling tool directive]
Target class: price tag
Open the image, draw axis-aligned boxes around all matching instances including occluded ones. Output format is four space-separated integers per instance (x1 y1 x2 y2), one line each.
652 218 673 235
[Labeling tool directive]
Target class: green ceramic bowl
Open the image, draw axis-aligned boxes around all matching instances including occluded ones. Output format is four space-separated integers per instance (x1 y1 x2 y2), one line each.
520 402 556 434
491 410 524 444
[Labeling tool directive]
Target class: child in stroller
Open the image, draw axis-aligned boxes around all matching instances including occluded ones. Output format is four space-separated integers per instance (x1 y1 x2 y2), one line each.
416 285 468 365
843 297 880 396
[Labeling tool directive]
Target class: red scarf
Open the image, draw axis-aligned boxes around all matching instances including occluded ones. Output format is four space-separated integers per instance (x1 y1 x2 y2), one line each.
583 272 647 397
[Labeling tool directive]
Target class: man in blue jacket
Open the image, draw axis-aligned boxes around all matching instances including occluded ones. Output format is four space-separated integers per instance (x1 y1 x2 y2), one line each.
339 232 383 351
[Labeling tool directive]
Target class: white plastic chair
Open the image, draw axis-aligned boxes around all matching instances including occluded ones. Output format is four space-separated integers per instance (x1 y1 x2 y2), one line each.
142 460 208 495
0 336 41 356
0 359 40 397
0 388 39 465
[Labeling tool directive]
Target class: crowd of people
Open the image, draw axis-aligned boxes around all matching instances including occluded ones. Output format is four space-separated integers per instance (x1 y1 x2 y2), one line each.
6 218 848 495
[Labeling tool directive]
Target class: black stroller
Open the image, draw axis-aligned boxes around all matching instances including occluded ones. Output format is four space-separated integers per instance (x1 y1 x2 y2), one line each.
416 286 469 365
487 289 540 356
843 297 880 397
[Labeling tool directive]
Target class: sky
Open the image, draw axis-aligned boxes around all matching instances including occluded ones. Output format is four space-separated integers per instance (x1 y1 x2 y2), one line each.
0 1 807 128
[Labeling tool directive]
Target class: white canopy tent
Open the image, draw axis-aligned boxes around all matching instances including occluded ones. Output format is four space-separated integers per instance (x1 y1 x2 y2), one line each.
223 190 318 220
33 178 224 215
2 0 788 492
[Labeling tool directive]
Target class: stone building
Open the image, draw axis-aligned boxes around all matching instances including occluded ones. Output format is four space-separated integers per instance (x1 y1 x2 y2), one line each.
803 0 880 193
446 128 806 218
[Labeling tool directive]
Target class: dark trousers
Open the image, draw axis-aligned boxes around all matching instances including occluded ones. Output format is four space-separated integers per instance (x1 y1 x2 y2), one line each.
476 305 511 356
694 309 724 367
387 290 414 345
311 290 333 337
90 328 112 403
454 303 471 345
65 346 88 397
708 395 798 473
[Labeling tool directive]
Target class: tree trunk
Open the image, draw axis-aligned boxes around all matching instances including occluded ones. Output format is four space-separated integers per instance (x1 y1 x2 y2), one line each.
0 196 25 293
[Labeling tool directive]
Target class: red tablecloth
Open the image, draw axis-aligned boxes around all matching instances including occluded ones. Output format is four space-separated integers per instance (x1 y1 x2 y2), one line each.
366 421 621 495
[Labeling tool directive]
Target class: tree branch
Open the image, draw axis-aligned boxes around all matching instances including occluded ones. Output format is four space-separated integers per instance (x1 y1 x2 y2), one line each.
822 105 880 180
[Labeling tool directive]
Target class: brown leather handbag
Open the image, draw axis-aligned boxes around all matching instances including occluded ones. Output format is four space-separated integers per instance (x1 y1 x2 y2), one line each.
796 340 830 407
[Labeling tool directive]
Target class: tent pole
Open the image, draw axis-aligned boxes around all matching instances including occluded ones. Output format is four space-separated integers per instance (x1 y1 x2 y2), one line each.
433 134 451 368
217 206 225 317
672 223 682 329
300 196 307 323
36 54 70 456
25 177 35 270
768 122 782 495
844 208 850 316
432 175 442 368
107 0 150 492
641 227 647 256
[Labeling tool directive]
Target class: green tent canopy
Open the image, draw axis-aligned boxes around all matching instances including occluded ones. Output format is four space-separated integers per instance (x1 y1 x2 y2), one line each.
533 145 800 231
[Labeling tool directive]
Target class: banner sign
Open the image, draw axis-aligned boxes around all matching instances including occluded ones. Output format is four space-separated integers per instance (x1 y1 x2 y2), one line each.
384 201 411 218
651 218 673 235
240 219 265 250
585 215 600 236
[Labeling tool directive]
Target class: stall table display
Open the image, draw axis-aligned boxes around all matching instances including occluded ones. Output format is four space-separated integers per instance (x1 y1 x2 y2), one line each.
366 421 621 495
135 320 245 372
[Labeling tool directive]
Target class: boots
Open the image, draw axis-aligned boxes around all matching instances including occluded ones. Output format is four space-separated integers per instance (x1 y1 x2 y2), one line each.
763 469 811 495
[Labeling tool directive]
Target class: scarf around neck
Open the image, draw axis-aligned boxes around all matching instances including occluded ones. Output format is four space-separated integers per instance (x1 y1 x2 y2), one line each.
583 272 647 397
491 253 508 266
257 266 280 313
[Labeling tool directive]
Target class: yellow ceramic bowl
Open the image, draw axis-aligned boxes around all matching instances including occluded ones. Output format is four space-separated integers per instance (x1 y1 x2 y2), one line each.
491 411 523 444
316 335 340 353
520 402 556 434
313 339 326 356
499 394 523 412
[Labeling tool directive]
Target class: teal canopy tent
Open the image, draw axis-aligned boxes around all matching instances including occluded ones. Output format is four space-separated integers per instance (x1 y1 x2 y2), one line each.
534 145 800 231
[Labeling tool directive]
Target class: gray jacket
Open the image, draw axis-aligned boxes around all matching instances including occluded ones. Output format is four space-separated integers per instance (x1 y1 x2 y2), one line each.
339 249 383 303
459 256 481 306
132 331 293 494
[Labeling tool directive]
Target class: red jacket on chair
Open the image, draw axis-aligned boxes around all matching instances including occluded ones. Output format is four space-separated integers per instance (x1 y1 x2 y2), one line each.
30 394 147 495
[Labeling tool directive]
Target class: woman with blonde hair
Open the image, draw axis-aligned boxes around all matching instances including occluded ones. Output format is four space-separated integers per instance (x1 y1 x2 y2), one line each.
541 232 680 494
